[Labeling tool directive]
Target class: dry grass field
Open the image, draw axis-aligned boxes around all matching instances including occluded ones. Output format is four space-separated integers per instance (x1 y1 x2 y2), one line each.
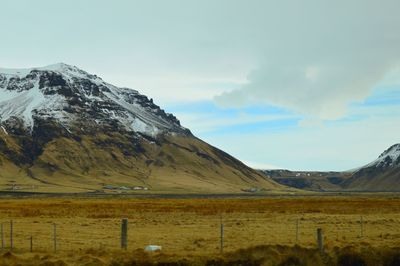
0 195 399 265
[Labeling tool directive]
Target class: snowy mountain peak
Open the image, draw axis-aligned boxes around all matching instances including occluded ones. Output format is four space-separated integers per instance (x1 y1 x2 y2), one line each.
37 62 77 72
1 62 69 76
0 64 188 136
0 63 104 85
359 144 400 170
377 144 400 163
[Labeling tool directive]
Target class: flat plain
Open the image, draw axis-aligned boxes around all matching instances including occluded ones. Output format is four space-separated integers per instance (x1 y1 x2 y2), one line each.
0 194 399 265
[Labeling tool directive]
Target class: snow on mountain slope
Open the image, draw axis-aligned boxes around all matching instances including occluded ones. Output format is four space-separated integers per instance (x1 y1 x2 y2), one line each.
356 144 400 171
341 144 400 191
0 63 186 136
0 80 66 128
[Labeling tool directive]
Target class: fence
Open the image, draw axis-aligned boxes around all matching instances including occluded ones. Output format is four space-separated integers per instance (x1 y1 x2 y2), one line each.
0 213 398 254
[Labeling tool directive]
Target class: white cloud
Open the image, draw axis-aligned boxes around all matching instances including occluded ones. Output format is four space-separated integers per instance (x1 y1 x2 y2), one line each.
104 74 244 105
214 1 400 120
298 118 324 128
216 61 399 120
305 67 320 82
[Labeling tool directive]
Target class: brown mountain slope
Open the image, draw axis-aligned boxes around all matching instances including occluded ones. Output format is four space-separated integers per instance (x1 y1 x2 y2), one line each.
0 128 285 193
342 168 400 191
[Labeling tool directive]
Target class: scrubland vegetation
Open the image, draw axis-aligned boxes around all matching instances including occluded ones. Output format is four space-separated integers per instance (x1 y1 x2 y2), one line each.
0 196 399 265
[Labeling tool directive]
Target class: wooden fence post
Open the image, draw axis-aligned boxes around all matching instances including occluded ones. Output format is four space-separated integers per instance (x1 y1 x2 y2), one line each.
121 218 128 250
30 236 33 252
317 228 324 253
1 223 3 249
360 216 364 238
10 220 13 250
53 223 57 252
295 219 299 243
220 223 224 253
218 213 224 253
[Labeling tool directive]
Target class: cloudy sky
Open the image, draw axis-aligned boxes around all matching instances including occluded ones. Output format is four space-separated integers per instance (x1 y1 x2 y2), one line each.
2 0 400 170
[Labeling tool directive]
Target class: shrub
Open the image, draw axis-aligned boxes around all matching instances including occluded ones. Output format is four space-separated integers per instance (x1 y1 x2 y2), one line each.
337 253 366 266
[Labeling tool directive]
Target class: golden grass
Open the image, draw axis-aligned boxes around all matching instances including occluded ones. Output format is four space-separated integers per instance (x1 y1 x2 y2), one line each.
0 196 399 265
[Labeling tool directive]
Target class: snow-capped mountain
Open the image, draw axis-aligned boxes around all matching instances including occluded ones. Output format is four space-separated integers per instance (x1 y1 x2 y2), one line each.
342 144 400 191
360 144 400 169
0 63 283 194
0 63 187 136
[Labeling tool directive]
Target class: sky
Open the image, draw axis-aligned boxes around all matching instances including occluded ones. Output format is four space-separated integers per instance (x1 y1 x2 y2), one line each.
1 0 400 171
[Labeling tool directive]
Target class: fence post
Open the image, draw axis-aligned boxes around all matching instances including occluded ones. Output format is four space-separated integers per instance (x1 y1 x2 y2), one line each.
360 216 364 238
295 219 299 243
30 236 33 252
121 218 128 250
10 220 13 250
1 223 3 249
220 223 224 253
317 228 324 253
53 223 57 252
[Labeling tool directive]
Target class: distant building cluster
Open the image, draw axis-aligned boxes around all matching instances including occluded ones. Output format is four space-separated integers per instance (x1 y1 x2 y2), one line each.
241 187 262 193
103 185 149 191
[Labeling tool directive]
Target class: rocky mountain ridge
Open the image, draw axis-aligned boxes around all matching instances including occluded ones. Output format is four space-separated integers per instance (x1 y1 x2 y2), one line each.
0 63 186 136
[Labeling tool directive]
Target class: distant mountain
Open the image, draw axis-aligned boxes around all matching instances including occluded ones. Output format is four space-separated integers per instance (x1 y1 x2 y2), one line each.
265 144 400 192
263 170 351 192
342 144 400 191
0 63 285 193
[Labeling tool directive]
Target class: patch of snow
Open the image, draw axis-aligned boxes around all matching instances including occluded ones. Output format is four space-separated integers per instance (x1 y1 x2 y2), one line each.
0 81 45 128
22 82 46 127
1 126 7 135
354 144 400 172
145 245 162 252
104 85 175 132
131 118 159 136
374 144 400 166
0 80 67 130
